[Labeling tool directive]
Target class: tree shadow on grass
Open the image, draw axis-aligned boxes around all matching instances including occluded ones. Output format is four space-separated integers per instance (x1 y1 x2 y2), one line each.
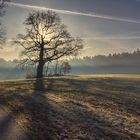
0 78 61 140
0 78 140 140
41 77 140 140
49 78 140 116
0 113 12 139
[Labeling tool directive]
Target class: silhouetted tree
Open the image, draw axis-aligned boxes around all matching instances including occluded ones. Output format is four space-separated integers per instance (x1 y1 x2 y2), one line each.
60 61 71 75
46 61 50 76
54 59 59 75
0 0 10 47
14 11 83 78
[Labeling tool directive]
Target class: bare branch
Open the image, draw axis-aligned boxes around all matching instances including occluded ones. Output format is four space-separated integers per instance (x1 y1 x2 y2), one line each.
14 11 84 78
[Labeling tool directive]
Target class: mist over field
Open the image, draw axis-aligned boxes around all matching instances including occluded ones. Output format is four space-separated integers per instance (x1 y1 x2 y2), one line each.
0 50 140 80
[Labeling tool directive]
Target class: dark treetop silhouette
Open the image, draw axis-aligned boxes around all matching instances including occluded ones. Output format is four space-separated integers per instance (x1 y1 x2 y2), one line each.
0 0 10 47
14 11 83 78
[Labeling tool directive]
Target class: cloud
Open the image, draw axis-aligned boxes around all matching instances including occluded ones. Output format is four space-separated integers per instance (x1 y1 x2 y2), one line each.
7 2 140 24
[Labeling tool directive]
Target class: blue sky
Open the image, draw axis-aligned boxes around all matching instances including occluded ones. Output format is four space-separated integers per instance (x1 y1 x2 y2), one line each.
1 0 140 60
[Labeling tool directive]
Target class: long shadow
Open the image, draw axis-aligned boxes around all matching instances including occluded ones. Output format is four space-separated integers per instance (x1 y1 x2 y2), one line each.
0 77 140 140
43 77 140 139
19 78 61 140
0 78 59 140
49 78 140 116
34 78 45 91
0 114 12 138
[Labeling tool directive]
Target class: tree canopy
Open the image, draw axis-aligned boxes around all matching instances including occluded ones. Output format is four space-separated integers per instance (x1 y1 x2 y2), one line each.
15 11 84 78
0 0 10 47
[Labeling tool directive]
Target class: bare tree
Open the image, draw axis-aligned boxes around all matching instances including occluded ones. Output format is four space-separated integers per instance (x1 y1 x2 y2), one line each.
60 61 71 75
0 0 9 15
14 11 83 78
54 59 59 75
46 61 52 76
0 0 10 47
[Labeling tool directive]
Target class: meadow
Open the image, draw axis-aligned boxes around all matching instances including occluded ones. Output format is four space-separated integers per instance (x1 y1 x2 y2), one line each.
0 75 140 140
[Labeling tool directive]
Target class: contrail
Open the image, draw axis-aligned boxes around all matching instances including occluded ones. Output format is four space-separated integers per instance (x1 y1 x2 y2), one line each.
7 2 140 24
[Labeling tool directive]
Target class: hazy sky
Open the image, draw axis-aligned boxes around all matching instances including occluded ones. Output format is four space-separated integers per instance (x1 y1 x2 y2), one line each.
1 0 140 60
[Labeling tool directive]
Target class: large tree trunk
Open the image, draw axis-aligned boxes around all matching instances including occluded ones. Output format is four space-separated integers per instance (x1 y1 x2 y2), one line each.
37 61 44 78
37 47 44 78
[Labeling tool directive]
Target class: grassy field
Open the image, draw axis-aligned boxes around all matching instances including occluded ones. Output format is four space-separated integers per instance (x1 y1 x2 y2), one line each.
0 75 140 140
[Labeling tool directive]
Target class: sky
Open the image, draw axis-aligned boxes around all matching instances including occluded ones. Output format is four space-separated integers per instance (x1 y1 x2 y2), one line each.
1 0 140 60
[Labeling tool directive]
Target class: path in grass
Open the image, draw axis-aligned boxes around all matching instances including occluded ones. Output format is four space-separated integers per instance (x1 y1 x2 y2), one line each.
0 108 29 140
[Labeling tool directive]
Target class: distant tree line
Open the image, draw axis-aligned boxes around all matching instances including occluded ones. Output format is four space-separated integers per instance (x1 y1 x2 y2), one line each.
69 49 140 67
69 49 140 74
0 49 140 79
